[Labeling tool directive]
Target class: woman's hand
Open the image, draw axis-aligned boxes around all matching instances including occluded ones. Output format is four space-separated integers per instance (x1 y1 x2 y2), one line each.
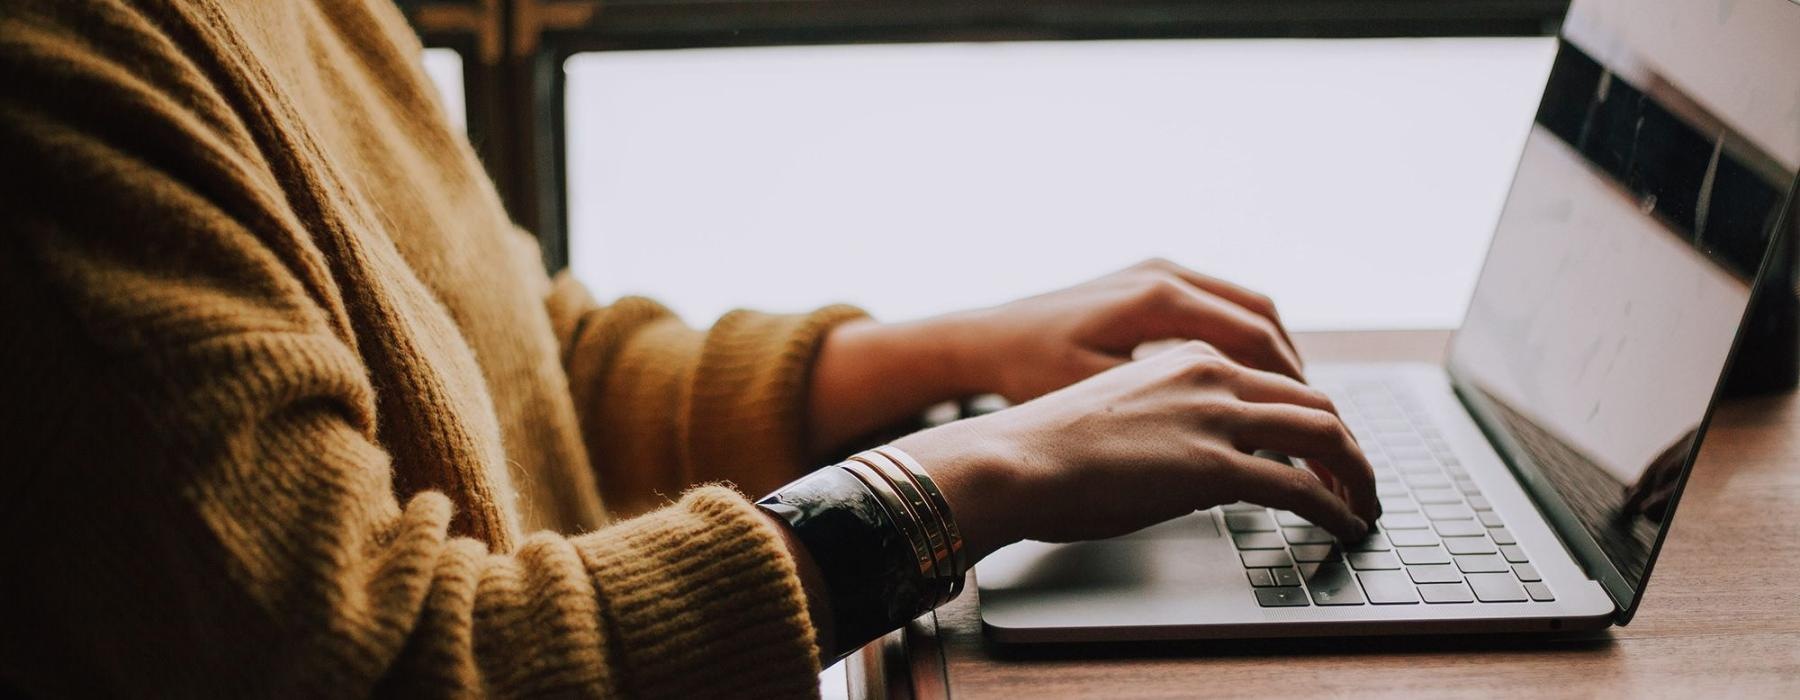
892 341 1379 564
809 259 1304 455
948 258 1303 403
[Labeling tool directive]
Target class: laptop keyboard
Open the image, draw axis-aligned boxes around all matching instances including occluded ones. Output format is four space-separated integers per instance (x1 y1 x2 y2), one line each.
1223 378 1555 607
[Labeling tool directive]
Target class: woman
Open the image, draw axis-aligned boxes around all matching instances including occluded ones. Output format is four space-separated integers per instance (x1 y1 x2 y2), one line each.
0 0 1377 696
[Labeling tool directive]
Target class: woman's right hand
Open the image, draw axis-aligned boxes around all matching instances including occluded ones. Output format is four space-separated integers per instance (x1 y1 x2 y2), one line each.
893 340 1381 564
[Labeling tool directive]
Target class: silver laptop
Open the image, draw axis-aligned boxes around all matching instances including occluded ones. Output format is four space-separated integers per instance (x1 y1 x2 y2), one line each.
978 0 1800 643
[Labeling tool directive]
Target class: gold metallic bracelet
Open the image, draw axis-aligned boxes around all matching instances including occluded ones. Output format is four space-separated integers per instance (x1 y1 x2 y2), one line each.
850 453 955 604
836 460 937 580
870 446 968 603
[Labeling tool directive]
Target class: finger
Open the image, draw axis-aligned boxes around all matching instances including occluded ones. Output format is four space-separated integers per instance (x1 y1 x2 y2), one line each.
1225 403 1381 523
1138 259 1299 360
1224 365 1340 415
1138 281 1306 381
1215 451 1368 541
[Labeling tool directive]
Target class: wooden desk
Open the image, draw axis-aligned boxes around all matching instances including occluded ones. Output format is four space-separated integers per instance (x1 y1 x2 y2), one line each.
847 330 1800 698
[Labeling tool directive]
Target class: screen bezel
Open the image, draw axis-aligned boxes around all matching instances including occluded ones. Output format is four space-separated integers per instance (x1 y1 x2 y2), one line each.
1444 72 1798 622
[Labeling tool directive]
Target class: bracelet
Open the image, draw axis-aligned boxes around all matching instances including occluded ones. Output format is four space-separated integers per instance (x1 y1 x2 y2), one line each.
756 445 968 658
846 454 953 599
870 446 968 603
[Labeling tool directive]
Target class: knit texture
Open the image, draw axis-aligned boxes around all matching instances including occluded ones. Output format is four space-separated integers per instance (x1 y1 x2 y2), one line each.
0 0 865 696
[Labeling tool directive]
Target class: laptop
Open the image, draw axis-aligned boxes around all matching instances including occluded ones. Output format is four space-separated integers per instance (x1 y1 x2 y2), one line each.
977 0 1800 643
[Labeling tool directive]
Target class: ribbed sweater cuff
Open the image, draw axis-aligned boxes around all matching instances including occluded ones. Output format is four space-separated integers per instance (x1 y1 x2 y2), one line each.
689 304 869 494
574 486 822 699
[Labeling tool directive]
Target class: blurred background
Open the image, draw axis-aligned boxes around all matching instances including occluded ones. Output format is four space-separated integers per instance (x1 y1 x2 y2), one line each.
400 0 1569 331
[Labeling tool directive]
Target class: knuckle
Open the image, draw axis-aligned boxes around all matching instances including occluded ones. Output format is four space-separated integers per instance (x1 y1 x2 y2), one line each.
1274 472 1316 503
1255 319 1285 351
1136 257 1176 273
1310 390 1341 415
1180 355 1236 383
1248 292 1279 317
1137 275 1186 307
1300 410 1341 439
1174 339 1219 359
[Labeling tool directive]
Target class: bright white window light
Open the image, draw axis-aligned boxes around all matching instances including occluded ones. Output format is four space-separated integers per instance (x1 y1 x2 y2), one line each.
565 38 1556 330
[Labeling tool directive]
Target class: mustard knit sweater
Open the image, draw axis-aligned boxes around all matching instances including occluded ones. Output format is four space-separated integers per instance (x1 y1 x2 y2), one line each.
0 0 867 696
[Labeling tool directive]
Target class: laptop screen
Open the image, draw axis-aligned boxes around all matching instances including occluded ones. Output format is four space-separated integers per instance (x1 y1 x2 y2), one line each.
1445 0 1799 619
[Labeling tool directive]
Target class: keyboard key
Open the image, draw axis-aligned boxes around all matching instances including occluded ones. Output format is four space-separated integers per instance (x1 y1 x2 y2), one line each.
1389 445 1432 460
1376 482 1410 497
1255 587 1311 607
1513 563 1541 582
1403 473 1450 488
1444 536 1497 555
1271 567 1302 587
1372 419 1412 433
1222 502 1264 512
1247 568 1275 587
1489 527 1517 545
1397 546 1453 565
1425 504 1475 520
1396 459 1440 475
1525 582 1555 601
1241 550 1295 568
1305 564 1367 606
1358 570 1422 605
1379 513 1430 530
1387 530 1441 547
1379 496 1418 513
1274 511 1313 528
1233 532 1288 550
1478 511 1506 528
1433 521 1484 537
1407 564 1464 584
1500 545 1530 563
1468 495 1492 510
1419 582 1476 603
1226 511 1276 532
1291 544 1339 562
1455 554 1510 573
1455 478 1482 494
1415 488 1461 505
1379 432 1423 447
1348 551 1401 570
1283 526 1335 545
1468 573 1528 602
1348 533 1392 552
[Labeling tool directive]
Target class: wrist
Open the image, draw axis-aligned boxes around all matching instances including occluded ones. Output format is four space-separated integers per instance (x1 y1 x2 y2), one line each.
809 317 987 456
920 308 1003 399
891 416 1024 563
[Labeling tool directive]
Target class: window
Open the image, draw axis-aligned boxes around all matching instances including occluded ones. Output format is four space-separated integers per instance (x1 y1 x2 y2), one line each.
563 38 1555 329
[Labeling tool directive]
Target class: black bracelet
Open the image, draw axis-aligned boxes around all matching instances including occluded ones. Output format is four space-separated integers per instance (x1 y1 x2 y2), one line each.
758 465 932 659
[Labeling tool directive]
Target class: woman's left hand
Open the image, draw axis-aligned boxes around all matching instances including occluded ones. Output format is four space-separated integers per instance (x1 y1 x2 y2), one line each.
809 258 1304 454
940 258 1303 404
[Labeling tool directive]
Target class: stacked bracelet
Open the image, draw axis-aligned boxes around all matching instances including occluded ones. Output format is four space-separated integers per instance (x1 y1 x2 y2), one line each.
756 445 967 658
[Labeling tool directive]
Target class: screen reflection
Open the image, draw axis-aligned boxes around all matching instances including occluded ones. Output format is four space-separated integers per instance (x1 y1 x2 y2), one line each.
1448 0 1798 599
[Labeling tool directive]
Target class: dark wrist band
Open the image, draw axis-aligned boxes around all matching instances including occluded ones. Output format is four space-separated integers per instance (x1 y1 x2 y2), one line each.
758 465 932 659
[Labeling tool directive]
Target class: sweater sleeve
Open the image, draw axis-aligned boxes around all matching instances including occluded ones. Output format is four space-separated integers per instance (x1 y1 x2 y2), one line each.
545 276 867 517
0 4 821 697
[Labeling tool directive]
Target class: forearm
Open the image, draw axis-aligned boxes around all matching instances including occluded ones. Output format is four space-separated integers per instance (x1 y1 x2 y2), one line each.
807 316 988 456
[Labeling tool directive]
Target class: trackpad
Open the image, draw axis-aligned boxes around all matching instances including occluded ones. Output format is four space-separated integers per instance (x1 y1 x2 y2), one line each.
979 511 1226 594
